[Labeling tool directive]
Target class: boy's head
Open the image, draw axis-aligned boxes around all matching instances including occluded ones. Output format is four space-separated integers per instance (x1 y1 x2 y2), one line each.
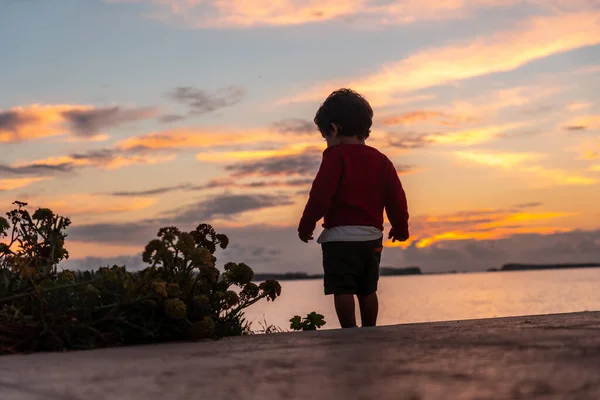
314 88 373 147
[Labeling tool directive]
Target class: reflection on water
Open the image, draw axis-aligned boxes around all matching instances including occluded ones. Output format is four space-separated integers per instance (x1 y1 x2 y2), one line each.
243 268 600 331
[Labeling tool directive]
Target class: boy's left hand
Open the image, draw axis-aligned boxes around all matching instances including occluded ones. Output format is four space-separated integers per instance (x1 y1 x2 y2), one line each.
298 232 314 243
388 227 408 243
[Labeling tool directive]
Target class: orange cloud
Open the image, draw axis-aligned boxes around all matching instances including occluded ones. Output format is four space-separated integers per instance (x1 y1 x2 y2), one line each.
455 150 598 185
497 211 576 224
455 150 545 168
62 134 111 143
0 177 48 191
108 0 525 28
0 104 87 142
524 166 598 186
195 143 323 163
428 123 529 146
385 122 531 150
283 11 600 106
412 226 572 248
117 128 284 151
0 104 157 143
382 111 447 126
9 126 318 175
384 207 576 248
111 0 597 29
38 194 156 216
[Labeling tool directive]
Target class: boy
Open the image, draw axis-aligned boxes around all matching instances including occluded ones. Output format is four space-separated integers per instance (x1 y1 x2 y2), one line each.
297 88 410 329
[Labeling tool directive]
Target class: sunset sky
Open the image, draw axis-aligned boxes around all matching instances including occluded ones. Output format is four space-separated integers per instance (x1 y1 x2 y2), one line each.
1 0 600 273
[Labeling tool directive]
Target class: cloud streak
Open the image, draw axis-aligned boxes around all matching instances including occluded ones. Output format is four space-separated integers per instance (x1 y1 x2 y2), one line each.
107 0 570 29
224 150 322 178
271 118 315 135
0 162 74 177
455 150 598 186
61 106 158 137
284 11 600 106
41 194 156 216
6 149 176 177
2 125 321 180
117 127 282 151
429 123 528 146
161 86 246 122
564 115 600 131
0 104 158 142
387 132 435 149
566 102 594 111
68 193 295 245
386 122 529 149
0 177 48 191
386 205 577 249
108 178 314 197
382 111 448 126
0 104 84 143
166 193 294 223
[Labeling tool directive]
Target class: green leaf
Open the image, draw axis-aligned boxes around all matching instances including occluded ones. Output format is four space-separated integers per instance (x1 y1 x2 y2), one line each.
289 315 302 331
306 312 326 328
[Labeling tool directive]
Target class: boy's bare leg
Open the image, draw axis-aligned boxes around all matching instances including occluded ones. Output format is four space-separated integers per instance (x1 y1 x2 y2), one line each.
357 292 378 327
333 294 357 328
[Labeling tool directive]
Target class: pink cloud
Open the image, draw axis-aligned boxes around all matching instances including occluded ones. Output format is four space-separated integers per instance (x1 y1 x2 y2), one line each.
282 11 600 106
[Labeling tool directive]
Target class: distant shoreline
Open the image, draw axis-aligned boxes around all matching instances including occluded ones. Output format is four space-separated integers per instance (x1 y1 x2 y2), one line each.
492 263 600 272
253 263 600 282
253 266 423 282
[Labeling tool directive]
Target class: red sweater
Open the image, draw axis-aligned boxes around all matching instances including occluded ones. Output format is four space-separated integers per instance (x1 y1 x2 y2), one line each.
298 144 409 238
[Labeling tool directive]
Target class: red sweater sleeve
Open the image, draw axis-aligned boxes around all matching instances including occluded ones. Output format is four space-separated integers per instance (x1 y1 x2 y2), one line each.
385 159 410 238
298 149 343 235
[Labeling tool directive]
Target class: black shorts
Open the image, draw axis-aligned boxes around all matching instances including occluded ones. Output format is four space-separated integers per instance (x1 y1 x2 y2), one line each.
321 238 383 295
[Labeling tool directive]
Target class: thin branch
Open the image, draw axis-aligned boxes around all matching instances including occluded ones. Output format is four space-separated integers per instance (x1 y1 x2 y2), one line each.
226 292 269 320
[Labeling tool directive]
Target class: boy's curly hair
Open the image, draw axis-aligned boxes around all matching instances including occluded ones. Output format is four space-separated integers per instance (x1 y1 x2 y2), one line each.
314 88 373 140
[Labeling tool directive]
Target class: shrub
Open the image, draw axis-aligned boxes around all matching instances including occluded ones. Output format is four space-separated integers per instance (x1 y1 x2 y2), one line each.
0 201 284 354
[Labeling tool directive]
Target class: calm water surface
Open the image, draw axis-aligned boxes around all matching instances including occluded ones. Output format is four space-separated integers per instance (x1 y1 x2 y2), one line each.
243 268 600 330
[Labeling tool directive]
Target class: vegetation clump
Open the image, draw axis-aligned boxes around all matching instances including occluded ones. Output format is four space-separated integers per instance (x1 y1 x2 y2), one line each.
290 312 327 331
0 201 293 355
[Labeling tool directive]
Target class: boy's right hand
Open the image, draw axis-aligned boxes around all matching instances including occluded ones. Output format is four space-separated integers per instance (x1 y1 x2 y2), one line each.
298 231 314 243
388 228 408 243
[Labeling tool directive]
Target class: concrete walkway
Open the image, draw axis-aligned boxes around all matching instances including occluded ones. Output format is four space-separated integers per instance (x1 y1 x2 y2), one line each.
1 311 600 400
